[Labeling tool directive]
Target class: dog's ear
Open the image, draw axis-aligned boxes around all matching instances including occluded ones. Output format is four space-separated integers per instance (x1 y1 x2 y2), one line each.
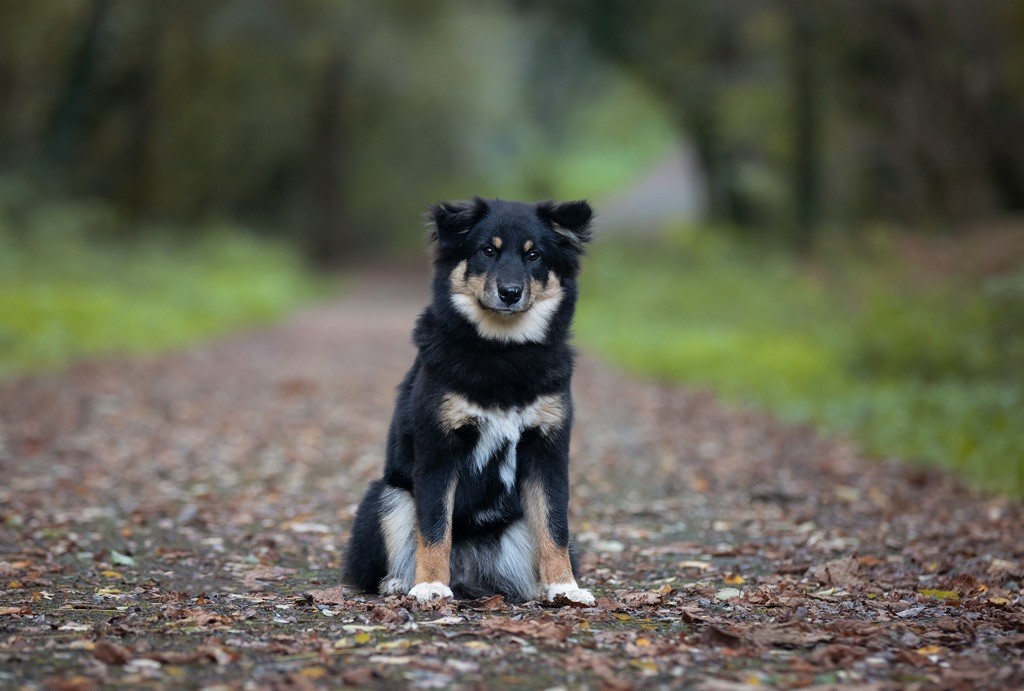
428 197 489 245
537 200 594 250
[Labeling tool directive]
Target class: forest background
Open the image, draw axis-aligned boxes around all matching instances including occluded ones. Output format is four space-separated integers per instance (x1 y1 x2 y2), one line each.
1 0 1023 493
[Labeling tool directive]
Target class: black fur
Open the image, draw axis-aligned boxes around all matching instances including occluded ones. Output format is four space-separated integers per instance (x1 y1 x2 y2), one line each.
343 198 593 602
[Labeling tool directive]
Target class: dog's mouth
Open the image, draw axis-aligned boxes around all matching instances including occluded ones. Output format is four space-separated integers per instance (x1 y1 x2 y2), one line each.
477 298 531 316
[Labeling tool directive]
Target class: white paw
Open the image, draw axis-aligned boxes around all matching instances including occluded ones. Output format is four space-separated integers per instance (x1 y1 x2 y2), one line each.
408 581 454 602
545 582 595 606
380 577 411 596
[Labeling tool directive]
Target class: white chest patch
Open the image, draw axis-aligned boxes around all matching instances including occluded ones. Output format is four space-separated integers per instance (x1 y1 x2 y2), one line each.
439 393 566 489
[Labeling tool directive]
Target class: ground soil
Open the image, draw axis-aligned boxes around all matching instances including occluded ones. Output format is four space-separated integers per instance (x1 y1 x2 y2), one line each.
1 271 1022 689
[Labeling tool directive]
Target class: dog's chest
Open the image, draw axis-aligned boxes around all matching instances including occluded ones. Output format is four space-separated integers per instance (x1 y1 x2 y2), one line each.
440 393 565 489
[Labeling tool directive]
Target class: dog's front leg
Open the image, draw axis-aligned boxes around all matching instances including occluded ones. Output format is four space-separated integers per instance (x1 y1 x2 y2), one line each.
408 465 457 602
522 465 595 606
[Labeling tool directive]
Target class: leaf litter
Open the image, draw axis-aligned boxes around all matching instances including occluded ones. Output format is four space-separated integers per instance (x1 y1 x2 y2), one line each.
1 271 1022 688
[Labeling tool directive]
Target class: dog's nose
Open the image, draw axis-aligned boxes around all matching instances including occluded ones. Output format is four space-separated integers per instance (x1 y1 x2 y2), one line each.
498 284 523 305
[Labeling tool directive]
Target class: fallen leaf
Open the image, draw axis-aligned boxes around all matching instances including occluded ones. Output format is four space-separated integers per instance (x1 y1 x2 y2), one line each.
172 608 232 628
715 587 742 601
288 522 330 534
466 594 505 610
700 625 743 648
92 640 130 665
811 643 867 668
595 597 627 611
621 591 666 607
723 574 745 585
299 666 328 679
479 616 572 641
807 556 862 588
307 586 349 606
0 606 31 616
143 645 238 665
341 668 374 685
369 604 405 623
241 565 296 588
421 615 464 626
746 622 833 649
109 550 136 567
987 558 1021 577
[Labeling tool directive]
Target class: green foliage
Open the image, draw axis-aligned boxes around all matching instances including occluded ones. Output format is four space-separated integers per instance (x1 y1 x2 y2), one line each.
575 229 1024 494
0 188 323 377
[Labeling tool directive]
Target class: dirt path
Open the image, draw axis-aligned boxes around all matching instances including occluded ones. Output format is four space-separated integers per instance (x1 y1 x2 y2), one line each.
1 272 1022 689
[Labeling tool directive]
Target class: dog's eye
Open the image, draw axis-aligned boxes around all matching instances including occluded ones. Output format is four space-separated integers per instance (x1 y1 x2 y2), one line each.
526 249 541 262
481 246 496 258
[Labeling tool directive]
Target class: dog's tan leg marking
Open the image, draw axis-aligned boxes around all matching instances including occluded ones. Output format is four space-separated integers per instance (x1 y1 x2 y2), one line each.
523 481 573 584
409 478 457 602
522 480 594 605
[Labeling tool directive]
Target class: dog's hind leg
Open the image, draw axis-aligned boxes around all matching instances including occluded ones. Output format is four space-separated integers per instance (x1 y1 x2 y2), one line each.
377 485 417 595
342 480 390 592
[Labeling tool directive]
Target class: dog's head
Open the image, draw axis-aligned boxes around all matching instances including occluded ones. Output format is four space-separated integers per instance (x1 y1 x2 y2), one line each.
428 197 593 344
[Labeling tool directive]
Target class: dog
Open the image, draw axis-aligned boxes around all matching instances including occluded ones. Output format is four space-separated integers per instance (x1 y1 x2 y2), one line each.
342 197 595 605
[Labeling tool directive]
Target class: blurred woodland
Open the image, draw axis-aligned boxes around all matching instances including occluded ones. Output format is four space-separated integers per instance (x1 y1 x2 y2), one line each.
1 0 1023 490
3 0 1024 257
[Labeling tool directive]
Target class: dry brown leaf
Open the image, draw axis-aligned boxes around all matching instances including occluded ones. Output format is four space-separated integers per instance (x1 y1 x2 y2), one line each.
307 585 349 606
341 668 375 686
620 591 666 607
241 565 296 589
811 643 868 668
746 622 833 648
807 556 862 588
595 596 627 611
0 606 31 616
143 644 238 665
479 616 572 641
700 625 744 648
466 594 506 611
92 640 130 665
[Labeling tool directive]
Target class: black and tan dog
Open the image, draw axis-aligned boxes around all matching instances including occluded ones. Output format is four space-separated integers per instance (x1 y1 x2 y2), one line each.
343 197 595 605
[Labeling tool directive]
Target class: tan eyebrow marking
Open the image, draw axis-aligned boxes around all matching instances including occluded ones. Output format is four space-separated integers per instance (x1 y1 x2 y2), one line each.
523 240 534 252
492 236 503 249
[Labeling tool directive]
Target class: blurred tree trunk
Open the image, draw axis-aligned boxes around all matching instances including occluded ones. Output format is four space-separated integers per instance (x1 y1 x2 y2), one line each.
686 102 728 223
306 51 351 269
121 9 162 218
46 0 109 167
687 5 745 227
785 0 820 252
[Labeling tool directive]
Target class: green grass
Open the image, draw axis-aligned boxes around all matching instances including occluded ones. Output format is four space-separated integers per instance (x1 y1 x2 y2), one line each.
575 229 1024 495
0 196 324 377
